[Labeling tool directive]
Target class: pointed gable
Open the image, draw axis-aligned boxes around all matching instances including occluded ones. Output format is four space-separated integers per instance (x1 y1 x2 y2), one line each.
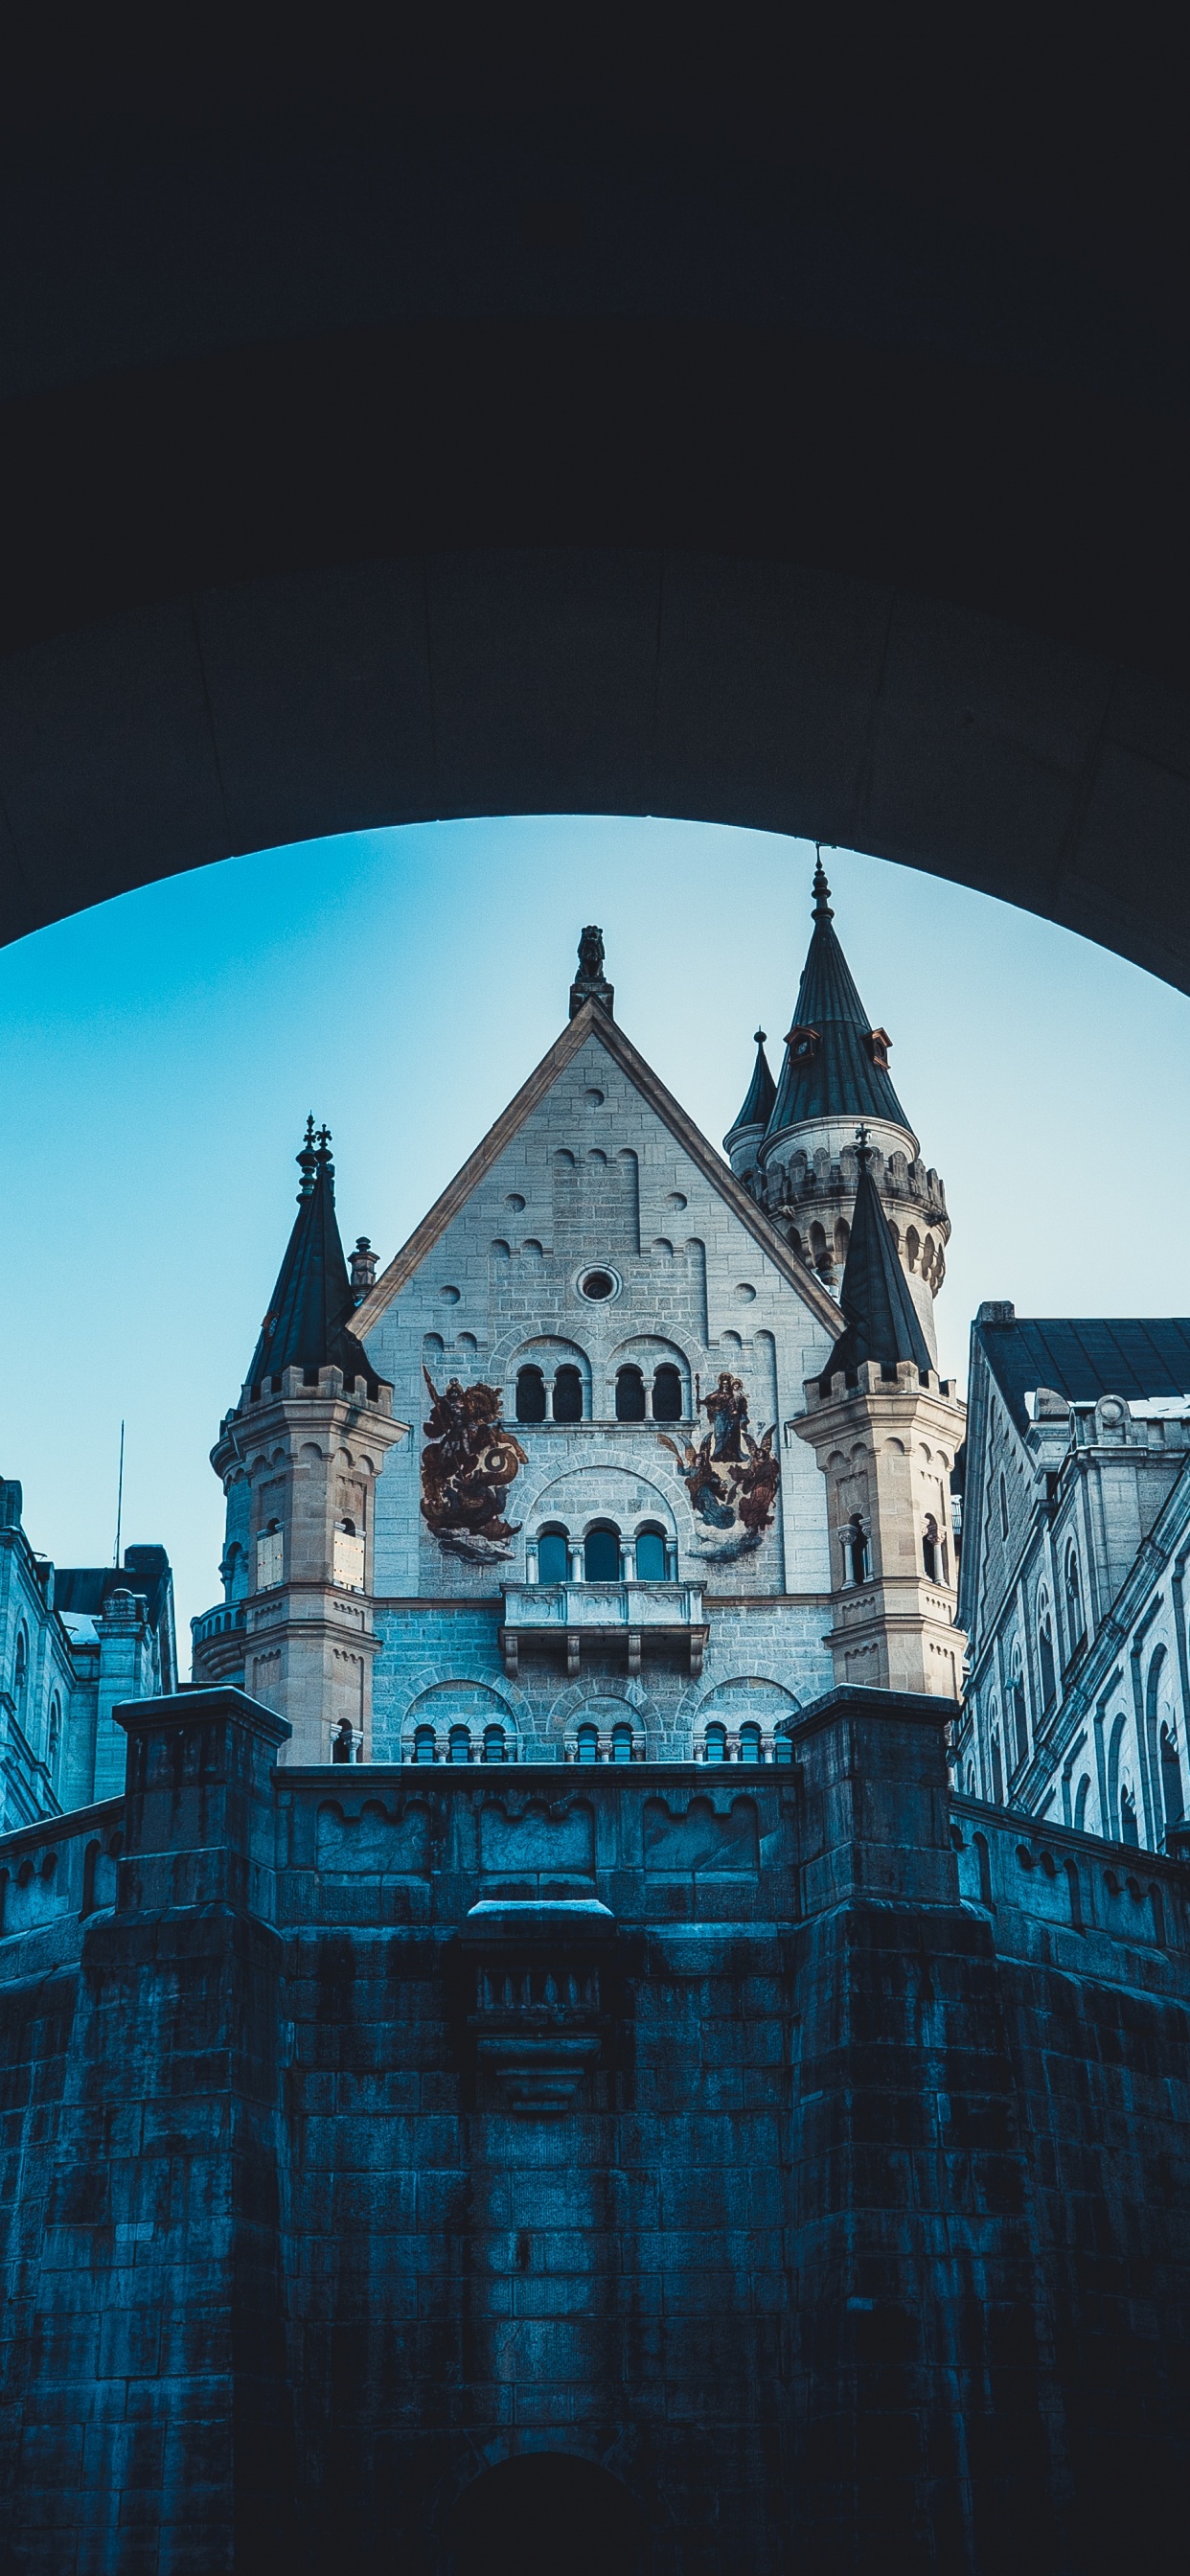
356 1000 842 1338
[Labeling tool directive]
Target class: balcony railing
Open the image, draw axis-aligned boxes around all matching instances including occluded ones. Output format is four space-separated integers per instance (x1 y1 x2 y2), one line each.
191 1601 246 1651
499 1580 707 1680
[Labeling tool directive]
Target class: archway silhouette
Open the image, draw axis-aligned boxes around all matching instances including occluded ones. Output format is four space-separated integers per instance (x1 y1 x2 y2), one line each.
2 23 1190 990
445 2451 646 2576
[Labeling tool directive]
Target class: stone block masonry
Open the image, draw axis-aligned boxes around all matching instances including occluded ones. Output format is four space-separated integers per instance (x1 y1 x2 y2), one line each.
1 1687 1188 2569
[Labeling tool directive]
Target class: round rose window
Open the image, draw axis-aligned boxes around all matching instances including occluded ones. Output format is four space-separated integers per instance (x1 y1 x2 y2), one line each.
579 1269 617 1300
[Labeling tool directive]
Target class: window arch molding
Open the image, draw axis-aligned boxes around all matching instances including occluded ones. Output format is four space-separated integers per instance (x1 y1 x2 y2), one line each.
504 1338 592 1424
400 1680 520 1767
603 1333 694 1424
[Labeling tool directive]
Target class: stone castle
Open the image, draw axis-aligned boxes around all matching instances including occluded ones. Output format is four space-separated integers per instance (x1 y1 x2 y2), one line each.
1 874 1188 2570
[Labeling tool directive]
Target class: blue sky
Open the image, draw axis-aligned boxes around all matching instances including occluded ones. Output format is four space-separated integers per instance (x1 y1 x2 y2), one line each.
2 814 1188 1654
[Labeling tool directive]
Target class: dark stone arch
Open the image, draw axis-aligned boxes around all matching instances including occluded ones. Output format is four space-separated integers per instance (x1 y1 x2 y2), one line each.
445 2451 646 2576
0 33 1189 985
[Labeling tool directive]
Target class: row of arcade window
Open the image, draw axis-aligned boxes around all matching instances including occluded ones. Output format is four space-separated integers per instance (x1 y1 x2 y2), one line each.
536 1523 671 1583
703 1724 793 1764
515 1363 685 1423
575 1723 636 1763
412 1724 512 1764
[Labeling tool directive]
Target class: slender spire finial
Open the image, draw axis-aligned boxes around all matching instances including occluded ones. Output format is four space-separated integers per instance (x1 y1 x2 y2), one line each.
297 1115 321 1199
754 1028 767 1047
812 845 834 920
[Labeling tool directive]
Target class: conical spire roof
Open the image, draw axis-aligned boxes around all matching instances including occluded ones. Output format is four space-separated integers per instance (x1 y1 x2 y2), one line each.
822 1147 932 1388
766 858 911 1142
242 1120 383 1403
725 1029 777 1143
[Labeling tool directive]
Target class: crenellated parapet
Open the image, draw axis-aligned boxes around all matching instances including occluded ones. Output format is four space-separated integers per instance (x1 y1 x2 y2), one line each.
754 1138 950 1300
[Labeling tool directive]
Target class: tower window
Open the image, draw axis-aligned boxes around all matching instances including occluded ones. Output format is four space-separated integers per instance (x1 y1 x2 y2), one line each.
652 1364 683 1422
256 1523 283 1591
1160 1724 1183 1833
553 1365 584 1421
615 1366 646 1421
584 1525 621 1583
1038 1616 1056 1714
576 1724 599 1764
538 1527 569 1584
1066 1551 1085 1650
634 1526 667 1582
843 1516 868 1585
923 1515 939 1581
515 1366 546 1423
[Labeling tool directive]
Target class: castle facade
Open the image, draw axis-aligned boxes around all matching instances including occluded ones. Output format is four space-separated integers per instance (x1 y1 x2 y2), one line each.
191 885 964 1764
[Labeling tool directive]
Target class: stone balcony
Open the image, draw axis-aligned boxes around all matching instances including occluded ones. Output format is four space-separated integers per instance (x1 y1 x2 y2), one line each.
498 1580 707 1680
190 1600 246 1686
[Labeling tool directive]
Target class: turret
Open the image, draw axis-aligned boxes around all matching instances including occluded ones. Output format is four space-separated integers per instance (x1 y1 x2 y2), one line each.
795 1142 966 1699
746 856 950 1361
722 1030 777 1185
192 1120 409 1760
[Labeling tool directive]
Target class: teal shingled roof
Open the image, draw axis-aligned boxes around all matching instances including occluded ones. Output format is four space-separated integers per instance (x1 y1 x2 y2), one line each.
765 860 911 1141
823 1155 932 1387
242 1121 382 1403
725 1029 777 1141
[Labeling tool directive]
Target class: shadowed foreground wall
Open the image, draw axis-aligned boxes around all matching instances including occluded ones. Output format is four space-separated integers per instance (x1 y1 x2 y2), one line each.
1 1687 1187 2572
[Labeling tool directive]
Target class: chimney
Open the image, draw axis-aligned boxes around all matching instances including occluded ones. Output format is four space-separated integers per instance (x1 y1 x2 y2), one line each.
350 1236 378 1302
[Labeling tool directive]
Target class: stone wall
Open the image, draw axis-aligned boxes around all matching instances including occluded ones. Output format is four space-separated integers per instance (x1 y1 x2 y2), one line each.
0 1690 1187 2570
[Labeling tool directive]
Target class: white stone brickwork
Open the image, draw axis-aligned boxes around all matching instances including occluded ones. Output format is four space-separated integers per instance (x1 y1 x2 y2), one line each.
357 1009 845 1759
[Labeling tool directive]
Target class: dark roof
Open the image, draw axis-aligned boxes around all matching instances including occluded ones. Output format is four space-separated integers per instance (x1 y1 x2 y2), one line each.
765 860 911 1141
242 1122 383 1403
823 1157 933 1386
56 1546 172 1632
725 1029 777 1141
975 1312 1190 1435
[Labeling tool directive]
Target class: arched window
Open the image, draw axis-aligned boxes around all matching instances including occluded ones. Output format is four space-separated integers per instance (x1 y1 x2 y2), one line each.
966 1761 976 1797
611 1723 633 1764
704 1724 727 1763
1073 1773 1091 1831
1008 1669 1027 1771
538 1527 569 1585
1065 1550 1085 1651
1120 1782 1140 1847
1160 1724 1183 1833
991 1733 1004 1803
483 1724 508 1765
584 1525 621 1582
48 1698 60 1782
552 1365 583 1422
447 1726 471 1765
576 1724 599 1765
515 1366 546 1423
652 1364 683 1422
615 1366 647 1421
739 1723 762 1764
256 1520 283 1590
413 1726 436 1765
999 1474 1010 1540
843 1516 868 1585
1038 1611 1056 1714
773 1732 793 1766
13 1628 28 1714
634 1526 667 1582
922 1514 940 1580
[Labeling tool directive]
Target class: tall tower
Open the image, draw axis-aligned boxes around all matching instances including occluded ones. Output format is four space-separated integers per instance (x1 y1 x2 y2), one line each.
795 1145 965 1699
726 856 950 1359
193 1121 408 1760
